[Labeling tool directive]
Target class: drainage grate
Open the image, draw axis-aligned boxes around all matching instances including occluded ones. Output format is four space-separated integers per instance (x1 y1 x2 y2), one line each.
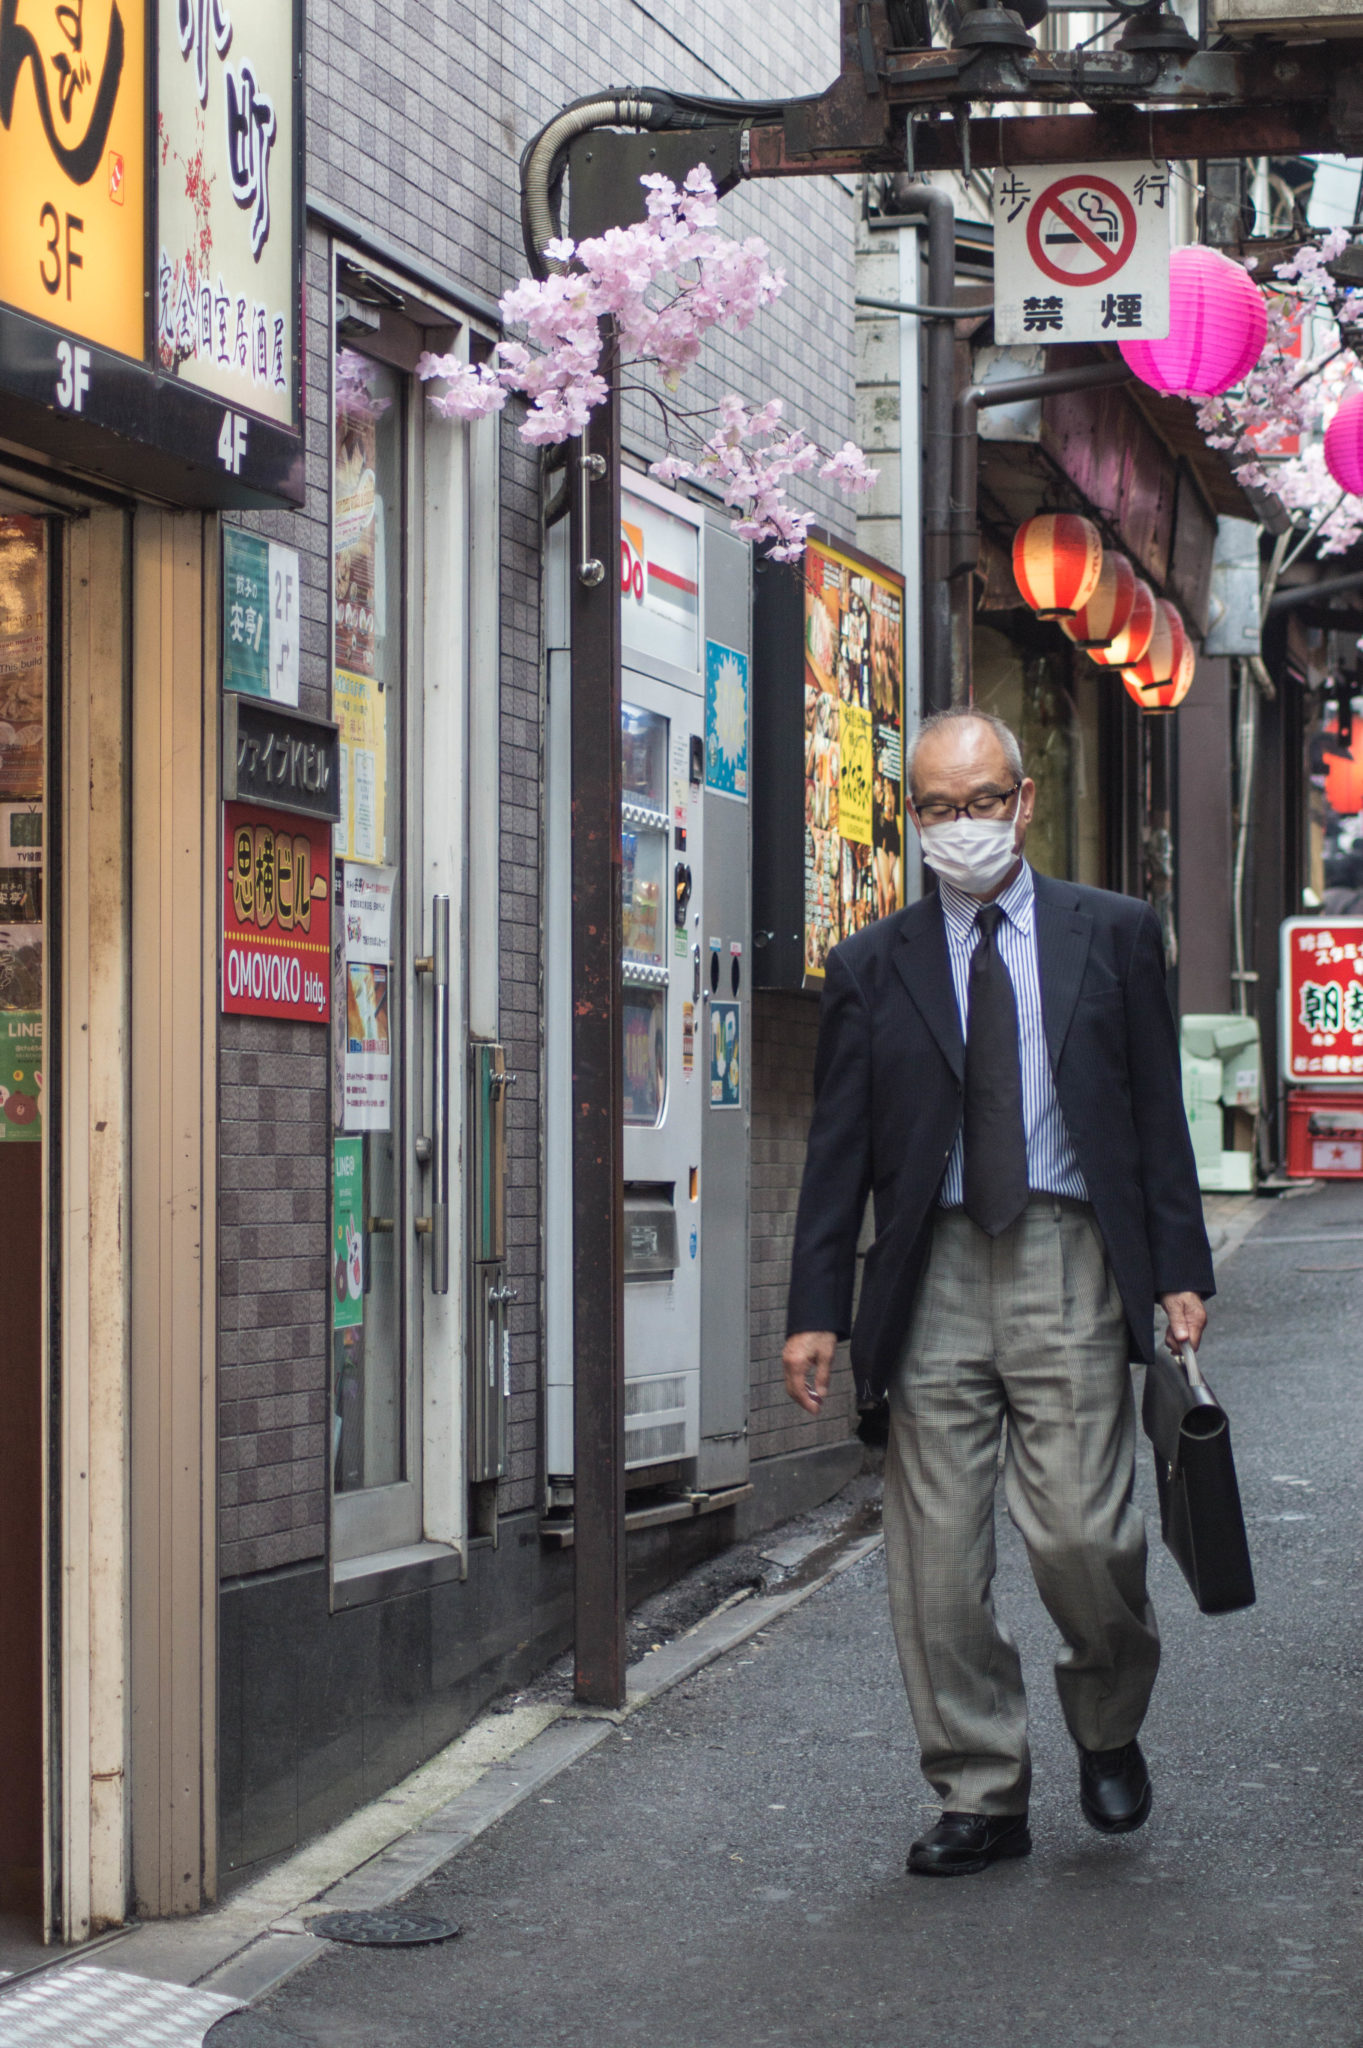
308 1909 461 1947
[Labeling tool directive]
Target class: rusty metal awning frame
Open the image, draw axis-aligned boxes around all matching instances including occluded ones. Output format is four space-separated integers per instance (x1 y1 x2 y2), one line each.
734 1 1363 180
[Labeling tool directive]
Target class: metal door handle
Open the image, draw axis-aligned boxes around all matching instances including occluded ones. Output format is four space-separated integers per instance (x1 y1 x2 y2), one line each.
488 1283 520 1306
431 895 450 1294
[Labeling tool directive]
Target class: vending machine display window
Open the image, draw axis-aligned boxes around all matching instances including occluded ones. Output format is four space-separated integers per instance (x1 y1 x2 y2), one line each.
623 988 666 1126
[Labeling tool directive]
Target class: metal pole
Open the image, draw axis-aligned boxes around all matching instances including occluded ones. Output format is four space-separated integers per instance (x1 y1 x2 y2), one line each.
568 328 627 1709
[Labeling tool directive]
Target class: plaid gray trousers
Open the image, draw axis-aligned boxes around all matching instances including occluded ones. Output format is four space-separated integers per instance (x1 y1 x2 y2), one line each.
883 1194 1160 1816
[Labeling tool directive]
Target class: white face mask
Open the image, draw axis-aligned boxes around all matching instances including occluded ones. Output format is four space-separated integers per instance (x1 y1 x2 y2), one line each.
917 815 1019 895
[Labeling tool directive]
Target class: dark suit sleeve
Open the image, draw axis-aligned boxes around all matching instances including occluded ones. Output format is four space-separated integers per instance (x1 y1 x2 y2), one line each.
1124 905 1216 1299
785 947 874 1340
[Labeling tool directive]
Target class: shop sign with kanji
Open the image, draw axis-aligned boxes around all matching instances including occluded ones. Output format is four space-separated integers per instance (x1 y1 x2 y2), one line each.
993 161 1172 347
222 800 330 1023
1279 916 1363 1083
223 526 300 704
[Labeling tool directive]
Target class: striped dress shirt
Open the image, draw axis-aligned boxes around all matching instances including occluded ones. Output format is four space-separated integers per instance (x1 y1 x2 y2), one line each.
937 861 1089 1208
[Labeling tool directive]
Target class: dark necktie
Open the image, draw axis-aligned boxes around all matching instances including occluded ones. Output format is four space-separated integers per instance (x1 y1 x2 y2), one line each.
963 902 1029 1237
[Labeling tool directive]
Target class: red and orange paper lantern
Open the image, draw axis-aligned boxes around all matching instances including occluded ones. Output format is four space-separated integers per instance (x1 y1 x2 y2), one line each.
1012 514 1103 620
1121 600 1194 712
1086 576 1156 670
1060 550 1137 651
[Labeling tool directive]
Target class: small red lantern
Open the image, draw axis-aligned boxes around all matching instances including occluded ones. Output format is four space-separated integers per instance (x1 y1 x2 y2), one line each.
1121 600 1194 712
1061 551 1137 651
1324 387 1363 497
1119 245 1267 399
1087 577 1156 670
1012 514 1103 620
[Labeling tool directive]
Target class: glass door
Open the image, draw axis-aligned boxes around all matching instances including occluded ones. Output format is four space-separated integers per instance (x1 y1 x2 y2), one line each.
331 342 422 1558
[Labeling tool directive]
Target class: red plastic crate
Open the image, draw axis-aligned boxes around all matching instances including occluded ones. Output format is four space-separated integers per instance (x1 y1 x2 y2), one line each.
1286 1088 1363 1178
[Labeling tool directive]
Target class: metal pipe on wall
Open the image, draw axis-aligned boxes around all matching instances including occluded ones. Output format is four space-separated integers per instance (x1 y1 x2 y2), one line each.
890 184 956 718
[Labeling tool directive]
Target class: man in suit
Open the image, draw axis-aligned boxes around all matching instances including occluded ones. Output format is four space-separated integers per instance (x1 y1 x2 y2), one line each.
783 707 1213 1877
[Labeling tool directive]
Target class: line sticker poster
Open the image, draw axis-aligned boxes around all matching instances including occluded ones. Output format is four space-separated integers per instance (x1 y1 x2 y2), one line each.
802 538 904 983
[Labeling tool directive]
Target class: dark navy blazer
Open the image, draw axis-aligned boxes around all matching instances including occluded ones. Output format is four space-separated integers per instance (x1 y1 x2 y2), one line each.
785 871 1215 1406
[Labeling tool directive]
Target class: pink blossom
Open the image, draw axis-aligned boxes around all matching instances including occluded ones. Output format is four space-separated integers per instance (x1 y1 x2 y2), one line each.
415 166 873 556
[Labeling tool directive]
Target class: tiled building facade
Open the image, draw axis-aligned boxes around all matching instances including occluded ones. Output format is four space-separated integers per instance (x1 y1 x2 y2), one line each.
217 0 872 1874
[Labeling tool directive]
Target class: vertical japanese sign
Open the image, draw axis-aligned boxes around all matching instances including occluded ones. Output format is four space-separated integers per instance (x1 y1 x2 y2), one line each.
1280 917 1363 1082
222 800 330 1020
0 517 45 1141
157 0 298 424
993 162 1172 346
222 525 300 702
0 0 147 356
802 537 904 982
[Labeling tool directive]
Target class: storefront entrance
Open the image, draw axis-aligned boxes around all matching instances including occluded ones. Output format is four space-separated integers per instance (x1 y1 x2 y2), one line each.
0 513 49 1939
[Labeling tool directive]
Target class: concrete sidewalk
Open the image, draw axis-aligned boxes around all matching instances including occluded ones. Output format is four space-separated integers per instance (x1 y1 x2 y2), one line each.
246 1178 1363 2047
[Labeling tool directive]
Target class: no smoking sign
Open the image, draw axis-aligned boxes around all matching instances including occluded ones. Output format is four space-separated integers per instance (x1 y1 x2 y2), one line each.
994 161 1172 346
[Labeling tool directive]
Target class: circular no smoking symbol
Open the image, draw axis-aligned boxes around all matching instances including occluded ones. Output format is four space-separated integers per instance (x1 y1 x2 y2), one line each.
1025 175 1137 287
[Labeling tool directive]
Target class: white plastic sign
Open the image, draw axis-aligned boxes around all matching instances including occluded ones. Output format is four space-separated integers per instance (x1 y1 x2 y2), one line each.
993 161 1173 346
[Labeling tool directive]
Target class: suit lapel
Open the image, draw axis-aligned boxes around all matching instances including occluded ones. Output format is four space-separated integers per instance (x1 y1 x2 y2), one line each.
891 896 964 1083
1033 873 1093 1069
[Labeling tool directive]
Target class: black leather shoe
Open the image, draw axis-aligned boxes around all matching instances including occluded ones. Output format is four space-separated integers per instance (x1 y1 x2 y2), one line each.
906 1810 1032 1877
1078 1740 1152 1834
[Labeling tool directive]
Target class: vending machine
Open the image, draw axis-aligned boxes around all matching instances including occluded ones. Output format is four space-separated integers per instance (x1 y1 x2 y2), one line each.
545 472 752 1496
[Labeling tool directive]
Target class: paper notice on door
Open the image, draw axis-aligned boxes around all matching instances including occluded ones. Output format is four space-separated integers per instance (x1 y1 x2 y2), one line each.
342 863 395 964
334 667 385 863
344 961 391 1130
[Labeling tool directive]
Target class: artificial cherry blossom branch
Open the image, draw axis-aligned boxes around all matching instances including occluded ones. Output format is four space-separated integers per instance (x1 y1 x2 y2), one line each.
414 167 876 558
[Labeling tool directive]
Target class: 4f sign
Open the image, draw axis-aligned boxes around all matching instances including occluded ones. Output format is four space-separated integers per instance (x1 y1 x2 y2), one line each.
993 162 1173 346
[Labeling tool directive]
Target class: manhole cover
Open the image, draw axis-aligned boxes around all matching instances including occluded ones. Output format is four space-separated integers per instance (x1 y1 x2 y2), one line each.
308 1908 461 1947
204 2016 308 2047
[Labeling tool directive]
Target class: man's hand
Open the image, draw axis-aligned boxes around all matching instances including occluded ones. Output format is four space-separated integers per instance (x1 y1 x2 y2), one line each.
783 1330 837 1415
1159 1290 1207 1358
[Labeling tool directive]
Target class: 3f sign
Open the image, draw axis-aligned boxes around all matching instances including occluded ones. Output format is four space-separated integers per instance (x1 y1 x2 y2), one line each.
218 410 250 474
55 340 91 412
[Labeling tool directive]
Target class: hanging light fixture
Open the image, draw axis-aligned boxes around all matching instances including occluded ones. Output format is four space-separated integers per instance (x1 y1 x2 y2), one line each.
1086 576 1156 669
1012 513 1104 619
1121 599 1194 711
1119 246 1267 399
1324 387 1363 496
1060 550 1137 651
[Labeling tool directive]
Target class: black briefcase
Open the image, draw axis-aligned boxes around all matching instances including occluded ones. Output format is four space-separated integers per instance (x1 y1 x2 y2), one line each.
1141 1345 1256 1616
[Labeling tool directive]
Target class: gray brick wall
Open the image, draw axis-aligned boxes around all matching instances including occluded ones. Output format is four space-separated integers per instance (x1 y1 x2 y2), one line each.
220 1 860 1571
748 992 860 1460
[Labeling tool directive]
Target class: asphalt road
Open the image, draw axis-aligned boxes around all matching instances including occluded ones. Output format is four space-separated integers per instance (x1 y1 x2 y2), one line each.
258 1183 1363 2048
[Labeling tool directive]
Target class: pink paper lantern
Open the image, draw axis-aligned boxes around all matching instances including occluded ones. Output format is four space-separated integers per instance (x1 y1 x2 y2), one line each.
1325 387 1363 496
1119 246 1267 399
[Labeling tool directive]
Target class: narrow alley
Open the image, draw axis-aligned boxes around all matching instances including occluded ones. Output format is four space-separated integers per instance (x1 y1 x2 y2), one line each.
243 1181 1363 2048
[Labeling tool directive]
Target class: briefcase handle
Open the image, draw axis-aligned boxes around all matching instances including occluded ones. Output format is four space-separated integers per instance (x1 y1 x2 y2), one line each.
1169 1339 1208 1394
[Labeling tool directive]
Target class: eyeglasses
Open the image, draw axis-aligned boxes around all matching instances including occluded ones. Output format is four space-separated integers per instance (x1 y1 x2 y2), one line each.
913 782 1021 828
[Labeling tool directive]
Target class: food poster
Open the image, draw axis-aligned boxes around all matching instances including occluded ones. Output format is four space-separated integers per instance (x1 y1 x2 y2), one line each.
802 539 905 980
709 1000 742 1110
332 1137 365 1330
334 667 386 864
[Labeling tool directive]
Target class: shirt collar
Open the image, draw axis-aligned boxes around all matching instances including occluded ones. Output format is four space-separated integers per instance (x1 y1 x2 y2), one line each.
940 859 1034 940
